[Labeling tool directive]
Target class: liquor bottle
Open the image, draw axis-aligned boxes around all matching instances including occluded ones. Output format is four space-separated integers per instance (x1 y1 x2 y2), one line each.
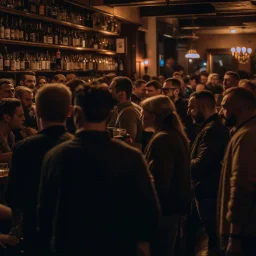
31 55 37 70
16 0 24 10
16 52 20 71
20 52 25 70
68 30 72 46
46 51 50 70
38 0 45 15
0 52 3 71
0 16 4 39
85 12 93 28
56 49 61 69
43 24 48 43
81 33 85 48
72 31 77 47
51 0 57 19
119 60 124 71
3 47 10 71
24 53 30 70
63 29 68 46
41 54 46 70
54 27 58 45
29 0 37 13
4 15 10 40
38 23 44 43
47 25 53 44
93 36 98 49
15 19 19 40
29 23 36 42
10 17 15 40
24 22 29 41
58 28 63 45
10 52 16 71
45 0 52 17
88 55 93 70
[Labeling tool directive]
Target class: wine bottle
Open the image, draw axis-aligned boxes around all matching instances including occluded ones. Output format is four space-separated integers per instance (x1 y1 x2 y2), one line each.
0 52 3 71
20 52 25 70
56 49 61 69
47 25 53 44
14 19 19 40
16 52 20 71
4 15 10 40
25 53 30 70
10 52 16 71
10 17 15 40
63 29 68 46
29 23 36 42
38 0 45 15
0 16 4 39
51 0 57 19
3 47 10 71
19 18 24 41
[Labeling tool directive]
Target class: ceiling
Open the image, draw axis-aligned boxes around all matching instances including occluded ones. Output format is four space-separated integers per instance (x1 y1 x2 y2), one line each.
92 0 256 34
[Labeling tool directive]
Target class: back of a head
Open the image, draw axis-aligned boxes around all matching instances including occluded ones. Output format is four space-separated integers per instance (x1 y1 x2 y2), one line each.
224 87 256 111
134 79 146 88
191 90 216 109
75 84 117 123
164 78 181 88
112 76 133 98
35 83 71 122
0 98 21 120
225 71 240 81
146 80 162 90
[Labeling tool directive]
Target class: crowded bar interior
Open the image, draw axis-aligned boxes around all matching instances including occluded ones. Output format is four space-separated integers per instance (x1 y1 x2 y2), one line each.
0 0 255 255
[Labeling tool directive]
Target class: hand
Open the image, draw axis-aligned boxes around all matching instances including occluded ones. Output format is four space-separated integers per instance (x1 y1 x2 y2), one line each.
226 237 241 256
0 234 19 247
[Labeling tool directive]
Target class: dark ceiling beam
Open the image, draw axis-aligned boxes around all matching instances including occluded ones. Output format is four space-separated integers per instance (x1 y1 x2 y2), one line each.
179 15 256 28
140 4 216 17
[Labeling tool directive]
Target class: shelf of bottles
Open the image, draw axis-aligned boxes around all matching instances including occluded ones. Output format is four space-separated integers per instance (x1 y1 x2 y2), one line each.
0 47 125 73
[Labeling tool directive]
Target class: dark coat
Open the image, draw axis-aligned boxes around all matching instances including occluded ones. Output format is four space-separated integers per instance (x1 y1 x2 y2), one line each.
38 130 160 256
5 126 73 246
191 114 229 200
145 129 192 216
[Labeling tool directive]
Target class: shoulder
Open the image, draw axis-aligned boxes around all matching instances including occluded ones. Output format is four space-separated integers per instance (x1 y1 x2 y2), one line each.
202 119 229 136
13 133 46 151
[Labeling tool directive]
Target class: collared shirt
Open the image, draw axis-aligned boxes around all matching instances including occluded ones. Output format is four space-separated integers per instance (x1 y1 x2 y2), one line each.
0 132 15 153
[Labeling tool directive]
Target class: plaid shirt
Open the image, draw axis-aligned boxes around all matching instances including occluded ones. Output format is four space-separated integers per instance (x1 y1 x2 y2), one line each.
0 132 15 153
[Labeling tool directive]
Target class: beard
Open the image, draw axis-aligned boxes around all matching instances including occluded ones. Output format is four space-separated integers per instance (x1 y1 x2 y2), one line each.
193 111 205 124
224 114 237 127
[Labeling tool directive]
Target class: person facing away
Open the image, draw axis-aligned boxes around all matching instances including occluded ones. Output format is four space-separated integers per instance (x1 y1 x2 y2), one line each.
108 76 143 147
218 87 256 256
0 79 15 99
142 95 192 256
0 98 24 164
131 79 147 106
163 78 196 142
186 90 230 256
37 84 161 256
5 84 73 255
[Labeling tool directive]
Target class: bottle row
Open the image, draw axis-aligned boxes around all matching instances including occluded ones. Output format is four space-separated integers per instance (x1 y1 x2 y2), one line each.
0 0 121 33
0 48 124 72
0 15 117 50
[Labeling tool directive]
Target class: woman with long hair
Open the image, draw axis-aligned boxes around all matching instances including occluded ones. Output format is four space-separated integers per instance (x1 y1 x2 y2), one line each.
141 95 192 256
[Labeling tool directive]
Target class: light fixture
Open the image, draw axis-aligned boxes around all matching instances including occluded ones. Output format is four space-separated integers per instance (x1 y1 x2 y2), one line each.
143 59 149 74
185 49 200 59
231 46 252 64
230 29 236 33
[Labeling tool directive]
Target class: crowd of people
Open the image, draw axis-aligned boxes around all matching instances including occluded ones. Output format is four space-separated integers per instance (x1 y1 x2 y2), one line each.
0 68 255 256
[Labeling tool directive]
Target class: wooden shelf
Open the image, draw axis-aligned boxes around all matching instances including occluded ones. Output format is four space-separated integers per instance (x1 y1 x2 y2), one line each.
0 70 117 73
0 39 116 55
0 6 119 37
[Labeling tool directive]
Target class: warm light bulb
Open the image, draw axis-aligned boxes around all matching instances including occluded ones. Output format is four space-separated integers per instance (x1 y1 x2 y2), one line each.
242 47 246 53
237 47 241 53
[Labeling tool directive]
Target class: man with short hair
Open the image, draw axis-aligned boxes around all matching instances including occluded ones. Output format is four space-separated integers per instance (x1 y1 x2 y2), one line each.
5 84 73 255
51 74 66 84
187 91 230 256
163 78 195 141
0 79 15 99
223 71 240 91
19 72 36 90
145 80 162 98
0 98 24 163
200 71 209 85
109 76 143 146
131 79 146 105
37 84 160 256
218 87 256 256
189 75 200 91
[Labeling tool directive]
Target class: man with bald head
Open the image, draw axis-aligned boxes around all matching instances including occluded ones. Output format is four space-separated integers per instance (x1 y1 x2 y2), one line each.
218 87 256 256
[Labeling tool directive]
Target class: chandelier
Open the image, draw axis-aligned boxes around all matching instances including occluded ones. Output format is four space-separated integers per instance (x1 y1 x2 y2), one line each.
185 49 200 59
231 47 252 64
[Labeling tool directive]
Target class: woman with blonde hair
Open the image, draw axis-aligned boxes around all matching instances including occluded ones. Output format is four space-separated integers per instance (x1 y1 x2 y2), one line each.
205 73 223 94
141 95 192 256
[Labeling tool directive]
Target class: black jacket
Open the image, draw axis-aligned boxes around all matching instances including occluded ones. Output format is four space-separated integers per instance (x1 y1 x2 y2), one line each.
145 129 192 216
191 114 230 200
38 130 160 256
5 126 73 247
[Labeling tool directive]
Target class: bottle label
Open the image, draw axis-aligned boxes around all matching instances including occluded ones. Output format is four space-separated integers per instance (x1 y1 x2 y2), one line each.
31 4 37 13
4 59 10 67
82 40 85 48
0 26 4 39
20 61 25 70
39 5 45 15
5 28 10 39
16 61 20 71
10 29 15 39
43 35 47 44
15 30 19 40
63 37 68 46
30 32 35 42
25 61 30 70
54 35 58 44
52 11 57 17
25 33 29 41
31 62 37 70
94 44 98 49
19 31 24 40
41 60 46 70
0 59 3 70
48 36 53 44
11 60 16 71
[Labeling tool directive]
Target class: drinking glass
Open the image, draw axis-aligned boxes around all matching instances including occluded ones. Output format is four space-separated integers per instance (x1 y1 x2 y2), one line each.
0 163 9 177
113 128 127 138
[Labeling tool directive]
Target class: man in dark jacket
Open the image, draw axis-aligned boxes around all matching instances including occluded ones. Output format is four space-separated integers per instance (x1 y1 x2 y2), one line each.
163 78 196 142
38 84 161 256
187 90 230 256
5 84 73 255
